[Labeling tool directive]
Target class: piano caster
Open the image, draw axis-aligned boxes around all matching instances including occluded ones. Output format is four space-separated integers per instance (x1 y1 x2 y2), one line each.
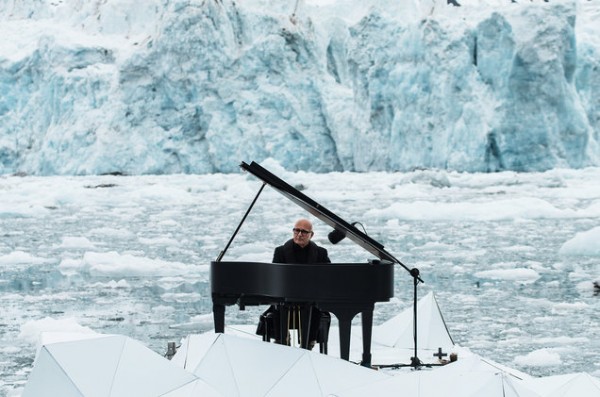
319 342 328 355
361 353 372 368
316 312 330 355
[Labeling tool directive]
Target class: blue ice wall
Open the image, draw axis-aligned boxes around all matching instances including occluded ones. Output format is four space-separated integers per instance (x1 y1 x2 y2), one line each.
0 0 598 175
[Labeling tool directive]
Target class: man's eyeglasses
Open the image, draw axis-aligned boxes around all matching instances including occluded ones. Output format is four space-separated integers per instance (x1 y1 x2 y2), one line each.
293 228 312 236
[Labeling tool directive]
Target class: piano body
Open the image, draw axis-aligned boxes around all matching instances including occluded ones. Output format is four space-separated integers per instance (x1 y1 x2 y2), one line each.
211 161 403 367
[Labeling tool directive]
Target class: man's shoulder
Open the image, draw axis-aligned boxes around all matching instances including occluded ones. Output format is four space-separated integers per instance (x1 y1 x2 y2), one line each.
274 240 294 255
309 241 326 250
310 242 330 263
314 243 328 253
281 239 295 249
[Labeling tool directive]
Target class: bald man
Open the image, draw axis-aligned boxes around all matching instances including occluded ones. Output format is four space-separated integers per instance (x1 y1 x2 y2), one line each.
273 218 330 264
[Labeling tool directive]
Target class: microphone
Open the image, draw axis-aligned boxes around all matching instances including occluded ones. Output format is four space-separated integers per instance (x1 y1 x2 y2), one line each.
328 222 358 244
328 229 346 244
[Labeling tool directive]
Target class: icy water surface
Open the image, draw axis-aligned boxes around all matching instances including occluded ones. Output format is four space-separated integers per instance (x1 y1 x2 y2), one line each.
1 166 599 395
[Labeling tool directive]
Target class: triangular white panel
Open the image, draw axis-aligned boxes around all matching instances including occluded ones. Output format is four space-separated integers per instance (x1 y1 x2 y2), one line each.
159 378 223 397
527 372 600 396
374 292 454 350
265 353 322 397
373 303 413 347
504 376 542 397
110 338 198 396
45 335 126 397
193 336 239 397
307 351 389 395
469 374 506 396
172 333 221 371
223 334 305 396
332 371 433 397
35 332 107 362
434 354 531 380
421 293 454 349
452 372 541 397
22 346 84 397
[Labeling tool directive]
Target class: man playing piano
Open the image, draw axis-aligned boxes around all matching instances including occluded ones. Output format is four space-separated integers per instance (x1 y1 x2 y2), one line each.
274 218 330 264
256 218 331 350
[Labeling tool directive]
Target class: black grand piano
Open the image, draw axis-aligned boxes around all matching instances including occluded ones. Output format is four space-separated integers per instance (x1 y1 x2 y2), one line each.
211 161 414 367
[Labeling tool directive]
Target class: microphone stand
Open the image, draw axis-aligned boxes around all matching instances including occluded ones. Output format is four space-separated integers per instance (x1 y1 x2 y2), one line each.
372 266 423 370
378 249 423 369
410 267 422 368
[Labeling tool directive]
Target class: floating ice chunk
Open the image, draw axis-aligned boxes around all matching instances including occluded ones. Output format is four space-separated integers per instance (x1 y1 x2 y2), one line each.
87 227 135 238
24 292 76 303
474 268 541 283
155 219 181 228
559 227 600 256
410 242 457 251
188 313 214 326
259 158 290 177
408 170 452 188
501 245 536 253
160 292 202 303
552 301 589 314
366 197 582 221
0 251 53 266
90 279 130 289
545 280 560 288
0 203 50 218
19 317 96 345
169 313 214 331
227 242 272 263
533 336 589 346
80 251 193 277
57 257 83 276
514 348 562 367
55 236 96 249
138 236 181 246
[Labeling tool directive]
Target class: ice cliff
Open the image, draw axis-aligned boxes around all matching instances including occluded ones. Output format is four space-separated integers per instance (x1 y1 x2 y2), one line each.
0 0 599 174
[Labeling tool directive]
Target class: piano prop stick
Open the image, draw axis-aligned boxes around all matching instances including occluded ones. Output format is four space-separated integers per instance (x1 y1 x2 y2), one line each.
210 161 424 368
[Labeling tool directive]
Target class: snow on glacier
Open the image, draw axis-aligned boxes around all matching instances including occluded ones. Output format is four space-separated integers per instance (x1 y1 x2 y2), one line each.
0 0 599 175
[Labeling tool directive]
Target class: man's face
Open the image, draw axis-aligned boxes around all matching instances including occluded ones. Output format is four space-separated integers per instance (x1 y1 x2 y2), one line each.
292 219 313 248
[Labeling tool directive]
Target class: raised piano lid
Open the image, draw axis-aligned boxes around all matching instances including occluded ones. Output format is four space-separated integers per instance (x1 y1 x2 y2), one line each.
240 161 401 265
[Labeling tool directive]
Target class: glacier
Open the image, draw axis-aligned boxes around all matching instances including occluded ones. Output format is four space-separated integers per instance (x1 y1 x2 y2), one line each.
0 0 599 175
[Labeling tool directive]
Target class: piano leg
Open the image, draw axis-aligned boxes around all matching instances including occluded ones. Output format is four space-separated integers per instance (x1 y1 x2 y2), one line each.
333 308 357 362
361 307 374 368
325 304 373 365
278 304 290 345
300 305 312 349
213 303 225 333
